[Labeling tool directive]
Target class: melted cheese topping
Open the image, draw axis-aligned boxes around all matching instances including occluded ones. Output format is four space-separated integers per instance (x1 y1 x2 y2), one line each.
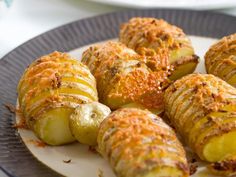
205 33 236 85
97 108 189 177
18 51 98 129
164 73 236 161
119 17 194 63
82 41 171 112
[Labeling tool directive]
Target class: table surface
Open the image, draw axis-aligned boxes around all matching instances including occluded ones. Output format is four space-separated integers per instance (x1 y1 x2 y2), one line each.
0 0 235 176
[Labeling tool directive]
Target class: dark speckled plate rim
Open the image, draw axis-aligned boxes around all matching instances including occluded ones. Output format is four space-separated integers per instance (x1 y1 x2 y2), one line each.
0 9 235 177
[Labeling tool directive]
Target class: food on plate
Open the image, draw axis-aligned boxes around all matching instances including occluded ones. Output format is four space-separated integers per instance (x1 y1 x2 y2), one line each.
69 102 111 145
97 108 189 177
205 33 236 87
119 17 199 80
17 51 98 145
164 73 236 163
81 41 171 114
208 156 236 176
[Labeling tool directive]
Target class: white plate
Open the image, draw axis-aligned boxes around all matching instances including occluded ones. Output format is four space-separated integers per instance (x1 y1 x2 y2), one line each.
17 36 218 177
88 0 236 10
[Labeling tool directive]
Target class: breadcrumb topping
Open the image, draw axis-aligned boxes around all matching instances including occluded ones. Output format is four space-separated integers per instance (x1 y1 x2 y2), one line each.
119 17 197 80
97 108 189 177
120 18 186 52
205 33 236 84
165 73 236 160
82 42 171 111
18 51 97 128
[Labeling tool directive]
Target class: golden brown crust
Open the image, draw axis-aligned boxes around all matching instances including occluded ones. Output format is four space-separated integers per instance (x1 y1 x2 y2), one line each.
97 108 189 177
18 51 97 128
171 54 199 68
82 41 171 111
208 156 236 176
165 74 236 113
164 73 236 161
205 33 236 84
119 17 197 81
120 17 186 52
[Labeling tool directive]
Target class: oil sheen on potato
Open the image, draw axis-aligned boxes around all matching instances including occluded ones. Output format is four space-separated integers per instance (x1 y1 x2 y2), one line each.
82 41 171 114
17 51 98 145
164 73 236 162
119 17 199 81
205 33 236 87
97 108 189 177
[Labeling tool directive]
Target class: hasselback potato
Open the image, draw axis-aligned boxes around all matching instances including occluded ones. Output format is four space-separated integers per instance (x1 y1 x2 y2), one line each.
164 73 236 163
97 108 189 177
205 33 236 87
17 51 98 145
119 17 199 80
82 41 171 114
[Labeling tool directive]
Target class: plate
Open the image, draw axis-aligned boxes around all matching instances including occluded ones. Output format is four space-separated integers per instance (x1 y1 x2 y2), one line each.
89 0 236 9
0 9 235 177
16 36 216 177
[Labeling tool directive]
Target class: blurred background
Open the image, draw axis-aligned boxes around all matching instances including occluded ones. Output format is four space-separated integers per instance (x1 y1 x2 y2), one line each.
0 0 236 59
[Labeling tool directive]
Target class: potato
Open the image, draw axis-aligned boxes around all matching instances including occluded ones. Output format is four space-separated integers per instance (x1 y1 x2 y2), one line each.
69 102 111 146
82 41 171 114
97 108 189 177
208 156 236 176
97 108 188 177
17 51 98 145
164 73 236 163
205 33 236 87
119 17 199 81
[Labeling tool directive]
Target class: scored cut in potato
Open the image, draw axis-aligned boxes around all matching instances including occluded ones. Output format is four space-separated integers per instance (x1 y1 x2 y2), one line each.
208 155 236 176
82 41 171 114
17 51 98 145
164 73 236 164
119 17 199 81
97 108 189 177
69 102 111 146
205 33 236 87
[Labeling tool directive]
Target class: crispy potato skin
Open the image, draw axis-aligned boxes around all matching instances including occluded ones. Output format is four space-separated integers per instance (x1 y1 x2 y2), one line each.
82 42 171 113
17 51 98 145
208 156 236 176
97 108 189 177
119 17 199 80
69 102 111 146
205 33 236 87
164 73 236 162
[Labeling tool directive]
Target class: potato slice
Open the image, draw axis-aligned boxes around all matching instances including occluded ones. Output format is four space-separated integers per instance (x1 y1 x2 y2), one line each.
34 107 75 145
169 55 199 81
